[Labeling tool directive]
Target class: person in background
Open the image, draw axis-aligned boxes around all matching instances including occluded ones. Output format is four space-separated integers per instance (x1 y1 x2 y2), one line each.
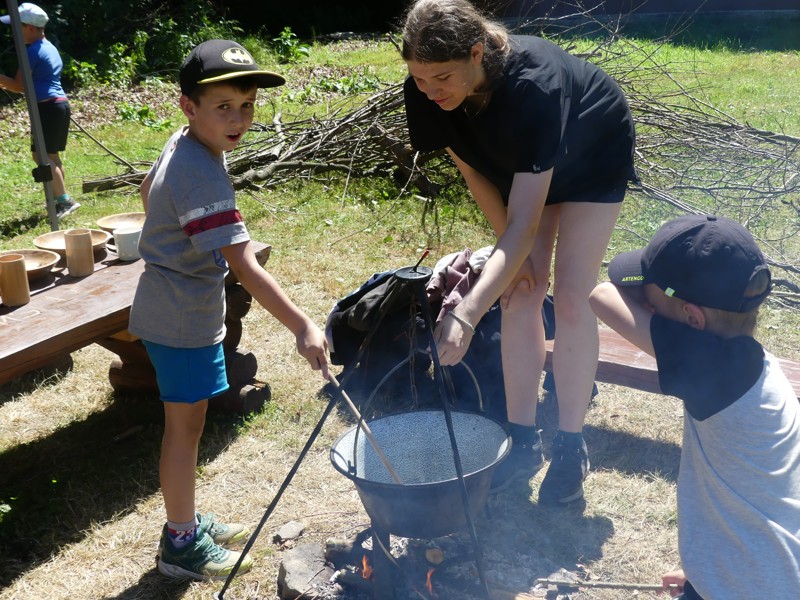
402 0 636 504
0 2 79 218
590 215 800 599
129 39 329 581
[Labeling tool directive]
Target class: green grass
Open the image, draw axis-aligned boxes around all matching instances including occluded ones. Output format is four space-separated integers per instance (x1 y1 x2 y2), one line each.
1 16 798 296
1 18 799 599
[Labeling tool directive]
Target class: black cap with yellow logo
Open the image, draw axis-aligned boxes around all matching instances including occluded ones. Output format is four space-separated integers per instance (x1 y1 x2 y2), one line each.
180 39 285 96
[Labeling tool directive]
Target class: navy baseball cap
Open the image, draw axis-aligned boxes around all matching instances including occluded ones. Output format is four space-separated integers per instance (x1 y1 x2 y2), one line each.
608 214 771 312
180 39 285 96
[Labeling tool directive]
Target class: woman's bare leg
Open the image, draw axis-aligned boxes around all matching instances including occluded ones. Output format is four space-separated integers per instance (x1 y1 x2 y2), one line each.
550 201 621 432
501 205 560 427
538 200 621 505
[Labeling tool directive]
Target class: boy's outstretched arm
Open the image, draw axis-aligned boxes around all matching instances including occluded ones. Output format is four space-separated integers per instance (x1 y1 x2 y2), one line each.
140 170 153 212
221 240 329 379
589 282 656 356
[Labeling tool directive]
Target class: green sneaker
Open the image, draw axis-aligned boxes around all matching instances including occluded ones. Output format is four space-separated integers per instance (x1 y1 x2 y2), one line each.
197 511 249 546
157 527 253 581
157 513 249 557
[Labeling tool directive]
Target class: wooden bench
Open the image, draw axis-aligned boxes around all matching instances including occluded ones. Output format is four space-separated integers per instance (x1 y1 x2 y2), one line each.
546 327 800 399
0 242 272 411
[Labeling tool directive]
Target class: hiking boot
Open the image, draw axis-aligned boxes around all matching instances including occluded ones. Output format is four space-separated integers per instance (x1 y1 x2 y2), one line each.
490 429 544 493
56 198 80 219
157 526 253 581
538 432 590 506
197 511 249 546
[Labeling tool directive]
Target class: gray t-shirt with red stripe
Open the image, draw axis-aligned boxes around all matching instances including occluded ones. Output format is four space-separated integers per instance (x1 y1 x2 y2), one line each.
129 127 250 348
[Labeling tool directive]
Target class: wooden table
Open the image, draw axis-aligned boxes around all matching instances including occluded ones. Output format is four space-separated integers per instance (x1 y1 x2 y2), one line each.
0 242 272 411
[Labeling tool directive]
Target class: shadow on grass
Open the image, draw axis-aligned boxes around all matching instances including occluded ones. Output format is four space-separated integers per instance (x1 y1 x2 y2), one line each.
0 384 251 589
536 390 681 483
103 571 191 600
532 12 800 52
0 212 47 240
585 423 681 482
0 356 75 410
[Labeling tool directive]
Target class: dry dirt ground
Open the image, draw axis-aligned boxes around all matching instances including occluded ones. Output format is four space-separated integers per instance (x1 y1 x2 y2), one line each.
0 300 684 600
0 83 788 600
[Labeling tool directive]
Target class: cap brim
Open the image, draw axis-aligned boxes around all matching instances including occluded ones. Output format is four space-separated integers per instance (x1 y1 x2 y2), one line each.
0 16 10 24
198 70 285 88
607 249 646 287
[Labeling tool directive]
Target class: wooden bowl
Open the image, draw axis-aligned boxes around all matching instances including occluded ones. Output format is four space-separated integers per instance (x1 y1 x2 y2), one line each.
95 212 146 235
33 229 111 258
0 249 60 280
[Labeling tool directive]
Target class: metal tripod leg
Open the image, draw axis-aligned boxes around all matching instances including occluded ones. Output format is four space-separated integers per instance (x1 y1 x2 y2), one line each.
215 390 340 599
215 271 418 598
396 266 493 600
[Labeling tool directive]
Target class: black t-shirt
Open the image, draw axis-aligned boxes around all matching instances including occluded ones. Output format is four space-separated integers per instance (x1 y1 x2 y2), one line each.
650 315 765 421
404 35 636 204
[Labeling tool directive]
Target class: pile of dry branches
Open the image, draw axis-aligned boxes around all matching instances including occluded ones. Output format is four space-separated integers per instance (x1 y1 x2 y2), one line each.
82 20 799 305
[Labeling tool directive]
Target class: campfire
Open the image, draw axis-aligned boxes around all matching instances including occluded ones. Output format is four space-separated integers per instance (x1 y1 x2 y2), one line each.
361 555 373 580
322 529 490 599
274 524 589 600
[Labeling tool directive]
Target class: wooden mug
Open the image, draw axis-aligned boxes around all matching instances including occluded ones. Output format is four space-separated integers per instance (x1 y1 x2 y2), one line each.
65 228 95 277
0 253 31 307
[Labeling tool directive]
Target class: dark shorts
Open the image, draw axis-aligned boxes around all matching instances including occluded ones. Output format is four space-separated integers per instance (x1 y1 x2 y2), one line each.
31 99 71 154
545 172 633 205
142 340 229 403
681 581 704 600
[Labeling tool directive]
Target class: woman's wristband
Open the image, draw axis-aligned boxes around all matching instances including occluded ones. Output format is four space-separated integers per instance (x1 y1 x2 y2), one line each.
446 311 476 335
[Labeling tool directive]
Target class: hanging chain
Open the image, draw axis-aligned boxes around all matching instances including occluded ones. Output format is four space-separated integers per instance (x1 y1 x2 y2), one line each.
407 287 419 408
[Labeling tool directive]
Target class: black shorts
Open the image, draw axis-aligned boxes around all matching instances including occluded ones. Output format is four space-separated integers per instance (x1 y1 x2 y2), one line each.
31 99 71 154
545 170 636 205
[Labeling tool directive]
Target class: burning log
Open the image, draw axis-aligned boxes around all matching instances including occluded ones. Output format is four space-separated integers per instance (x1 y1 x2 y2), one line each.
335 568 374 593
489 592 539 600
424 547 445 566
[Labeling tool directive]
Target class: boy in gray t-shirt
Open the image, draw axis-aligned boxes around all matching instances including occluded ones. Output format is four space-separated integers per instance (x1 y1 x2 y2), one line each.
128 39 329 582
589 215 800 599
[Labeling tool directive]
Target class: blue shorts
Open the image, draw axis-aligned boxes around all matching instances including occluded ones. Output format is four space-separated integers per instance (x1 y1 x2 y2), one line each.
142 341 229 403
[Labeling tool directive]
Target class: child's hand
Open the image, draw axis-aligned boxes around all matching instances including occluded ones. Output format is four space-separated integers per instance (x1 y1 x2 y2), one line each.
295 322 330 380
660 570 686 597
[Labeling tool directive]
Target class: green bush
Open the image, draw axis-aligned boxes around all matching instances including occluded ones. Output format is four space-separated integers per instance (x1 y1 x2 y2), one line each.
116 102 172 130
272 27 311 64
44 1 241 88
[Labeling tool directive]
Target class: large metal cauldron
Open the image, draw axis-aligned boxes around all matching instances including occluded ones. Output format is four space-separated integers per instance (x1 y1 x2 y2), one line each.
330 410 510 539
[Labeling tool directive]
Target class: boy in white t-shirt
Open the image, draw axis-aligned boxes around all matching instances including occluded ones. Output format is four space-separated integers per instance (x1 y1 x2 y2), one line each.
589 214 800 599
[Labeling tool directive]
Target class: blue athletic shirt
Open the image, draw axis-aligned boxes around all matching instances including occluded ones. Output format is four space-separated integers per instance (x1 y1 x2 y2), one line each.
27 38 65 102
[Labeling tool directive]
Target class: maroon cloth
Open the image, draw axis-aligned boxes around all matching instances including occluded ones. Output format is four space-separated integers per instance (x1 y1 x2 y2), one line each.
426 249 479 325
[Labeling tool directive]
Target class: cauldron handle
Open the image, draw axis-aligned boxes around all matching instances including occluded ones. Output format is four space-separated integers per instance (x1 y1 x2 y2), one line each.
361 349 484 415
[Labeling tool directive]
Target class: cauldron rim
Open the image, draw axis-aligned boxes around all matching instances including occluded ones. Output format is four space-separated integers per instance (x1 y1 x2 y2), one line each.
329 408 510 488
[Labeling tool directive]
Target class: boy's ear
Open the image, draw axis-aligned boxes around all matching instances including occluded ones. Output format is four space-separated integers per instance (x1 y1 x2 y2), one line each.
179 94 196 120
683 302 707 331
